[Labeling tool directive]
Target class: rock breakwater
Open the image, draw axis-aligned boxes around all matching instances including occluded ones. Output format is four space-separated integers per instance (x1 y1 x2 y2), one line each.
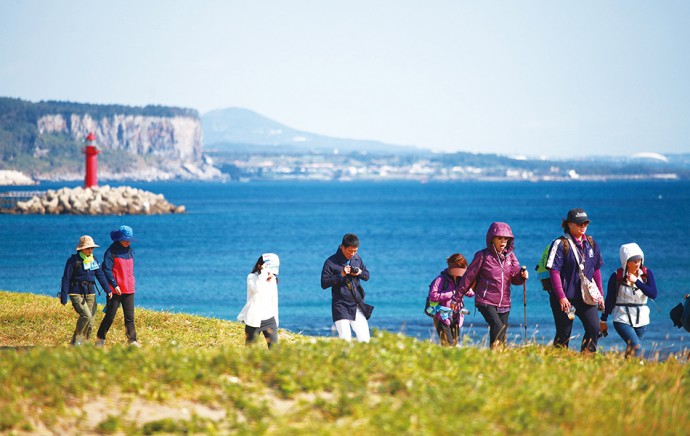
5 185 185 215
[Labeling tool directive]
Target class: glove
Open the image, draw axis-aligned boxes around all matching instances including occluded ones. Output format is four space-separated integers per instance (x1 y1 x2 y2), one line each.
599 321 608 337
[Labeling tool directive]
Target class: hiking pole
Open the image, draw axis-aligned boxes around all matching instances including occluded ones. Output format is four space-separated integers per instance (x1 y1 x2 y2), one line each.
521 266 527 343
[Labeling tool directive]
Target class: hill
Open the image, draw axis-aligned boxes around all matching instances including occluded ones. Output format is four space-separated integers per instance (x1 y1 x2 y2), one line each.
202 107 422 154
202 107 690 181
1 290 688 434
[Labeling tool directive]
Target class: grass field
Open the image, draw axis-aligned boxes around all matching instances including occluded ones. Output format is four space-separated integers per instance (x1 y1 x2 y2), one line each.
1 290 689 435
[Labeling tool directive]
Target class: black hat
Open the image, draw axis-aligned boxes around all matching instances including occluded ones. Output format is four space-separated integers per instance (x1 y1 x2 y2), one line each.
670 303 684 328
566 208 590 224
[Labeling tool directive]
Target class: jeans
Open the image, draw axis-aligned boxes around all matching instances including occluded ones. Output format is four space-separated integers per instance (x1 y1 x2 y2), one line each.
97 293 137 343
477 305 509 348
69 293 97 345
245 317 279 348
549 291 600 353
613 322 648 357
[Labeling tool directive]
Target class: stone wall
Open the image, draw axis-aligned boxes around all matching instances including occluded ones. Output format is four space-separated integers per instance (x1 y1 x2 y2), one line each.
8 186 185 215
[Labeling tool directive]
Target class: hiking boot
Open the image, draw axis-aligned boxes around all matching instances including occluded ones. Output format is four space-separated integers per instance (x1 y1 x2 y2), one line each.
95 338 105 347
129 341 141 348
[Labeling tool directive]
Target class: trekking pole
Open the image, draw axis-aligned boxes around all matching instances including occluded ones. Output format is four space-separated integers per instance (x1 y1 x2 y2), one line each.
521 266 527 343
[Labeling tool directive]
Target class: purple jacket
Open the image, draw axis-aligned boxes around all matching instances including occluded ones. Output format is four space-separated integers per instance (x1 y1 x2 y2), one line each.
458 222 525 309
429 269 466 307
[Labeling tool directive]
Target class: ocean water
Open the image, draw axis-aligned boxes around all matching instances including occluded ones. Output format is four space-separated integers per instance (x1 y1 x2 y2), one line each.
2 180 690 356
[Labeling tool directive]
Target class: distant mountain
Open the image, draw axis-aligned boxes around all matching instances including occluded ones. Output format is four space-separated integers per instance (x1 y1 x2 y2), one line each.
201 107 423 154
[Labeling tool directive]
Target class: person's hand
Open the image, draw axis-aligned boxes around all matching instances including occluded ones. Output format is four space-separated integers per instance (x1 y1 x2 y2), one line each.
521 269 529 280
559 297 570 312
626 273 637 285
114 286 122 295
342 265 351 276
450 301 458 311
266 271 275 281
600 321 608 337
598 298 605 311
107 292 112 300
465 289 475 298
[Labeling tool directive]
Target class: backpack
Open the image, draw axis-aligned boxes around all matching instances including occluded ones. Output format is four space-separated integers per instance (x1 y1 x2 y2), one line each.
535 235 595 291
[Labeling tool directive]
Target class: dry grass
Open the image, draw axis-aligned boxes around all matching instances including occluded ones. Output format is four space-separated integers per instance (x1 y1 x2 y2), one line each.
1 290 689 435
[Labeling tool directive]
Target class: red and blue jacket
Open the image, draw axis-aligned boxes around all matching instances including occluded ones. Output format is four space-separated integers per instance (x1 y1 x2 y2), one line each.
103 242 135 294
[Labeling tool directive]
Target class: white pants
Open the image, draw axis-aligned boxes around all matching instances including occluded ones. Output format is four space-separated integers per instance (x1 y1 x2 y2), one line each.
334 308 370 342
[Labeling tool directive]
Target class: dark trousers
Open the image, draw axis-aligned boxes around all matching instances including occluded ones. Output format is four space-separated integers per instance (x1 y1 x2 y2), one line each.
245 317 278 349
97 293 137 342
549 291 599 353
477 305 510 348
433 318 459 347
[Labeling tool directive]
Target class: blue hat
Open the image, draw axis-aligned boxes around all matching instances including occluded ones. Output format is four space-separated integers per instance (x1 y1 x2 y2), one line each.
110 225 136 242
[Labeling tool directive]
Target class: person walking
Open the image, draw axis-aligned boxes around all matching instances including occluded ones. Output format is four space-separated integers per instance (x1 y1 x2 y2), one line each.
237 253 280 348
458 222 528 349
600 243 657 357
96 225 139 347
320 233 372 342
544 208 605 353
426 253 474 346
60 235 111 345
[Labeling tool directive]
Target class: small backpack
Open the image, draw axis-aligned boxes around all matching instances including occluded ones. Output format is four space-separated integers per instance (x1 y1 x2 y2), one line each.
615 266 648 285
424 276 451 317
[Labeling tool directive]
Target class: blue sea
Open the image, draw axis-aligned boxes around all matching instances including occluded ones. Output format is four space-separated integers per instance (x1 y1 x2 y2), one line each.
2 180 690 357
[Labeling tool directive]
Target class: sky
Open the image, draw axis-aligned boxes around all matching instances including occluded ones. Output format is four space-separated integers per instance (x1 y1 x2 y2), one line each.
1 1 689 158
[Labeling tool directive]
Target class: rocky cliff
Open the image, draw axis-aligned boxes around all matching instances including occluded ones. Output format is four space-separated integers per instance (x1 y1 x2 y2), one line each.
0 98 223 182
37 113 202 161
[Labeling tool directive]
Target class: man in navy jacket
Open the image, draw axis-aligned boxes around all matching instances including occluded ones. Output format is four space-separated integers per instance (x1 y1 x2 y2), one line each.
320 233 371 342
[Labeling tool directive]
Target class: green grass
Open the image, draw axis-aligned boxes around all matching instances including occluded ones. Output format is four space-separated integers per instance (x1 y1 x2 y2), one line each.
1 290 689 435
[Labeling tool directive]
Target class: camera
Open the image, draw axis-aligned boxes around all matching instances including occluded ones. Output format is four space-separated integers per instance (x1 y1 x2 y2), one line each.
350 266 361 275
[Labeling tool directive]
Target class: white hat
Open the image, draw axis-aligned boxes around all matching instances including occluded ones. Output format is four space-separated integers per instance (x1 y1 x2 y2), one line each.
262 253 280 275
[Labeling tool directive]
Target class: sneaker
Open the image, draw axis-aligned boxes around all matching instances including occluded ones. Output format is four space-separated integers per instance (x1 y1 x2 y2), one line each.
96 338 105 347
129 341 141 348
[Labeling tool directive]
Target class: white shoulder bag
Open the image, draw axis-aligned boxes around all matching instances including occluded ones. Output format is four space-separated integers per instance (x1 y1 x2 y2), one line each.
565 234 602 306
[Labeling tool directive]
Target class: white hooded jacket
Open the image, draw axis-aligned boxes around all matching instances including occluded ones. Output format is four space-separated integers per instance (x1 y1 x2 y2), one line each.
611 243 649 327
237 269 279 328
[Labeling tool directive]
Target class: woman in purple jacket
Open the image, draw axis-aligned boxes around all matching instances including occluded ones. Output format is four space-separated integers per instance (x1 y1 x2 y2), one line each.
458 222 528 349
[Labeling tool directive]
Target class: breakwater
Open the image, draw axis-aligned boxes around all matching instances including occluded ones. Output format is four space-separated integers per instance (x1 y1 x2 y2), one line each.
0 185 185 215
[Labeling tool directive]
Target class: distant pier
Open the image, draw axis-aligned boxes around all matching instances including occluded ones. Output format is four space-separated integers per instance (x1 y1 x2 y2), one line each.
0 191 45 210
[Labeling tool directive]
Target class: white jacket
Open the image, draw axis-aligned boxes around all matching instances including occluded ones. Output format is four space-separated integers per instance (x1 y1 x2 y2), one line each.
237 271 279 328
612 243 649 327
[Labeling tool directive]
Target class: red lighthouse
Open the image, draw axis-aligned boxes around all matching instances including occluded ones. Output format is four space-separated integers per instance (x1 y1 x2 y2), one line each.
83 132 100 188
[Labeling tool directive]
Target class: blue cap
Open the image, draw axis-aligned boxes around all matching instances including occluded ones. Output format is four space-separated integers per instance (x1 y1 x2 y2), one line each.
110 225 136 242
